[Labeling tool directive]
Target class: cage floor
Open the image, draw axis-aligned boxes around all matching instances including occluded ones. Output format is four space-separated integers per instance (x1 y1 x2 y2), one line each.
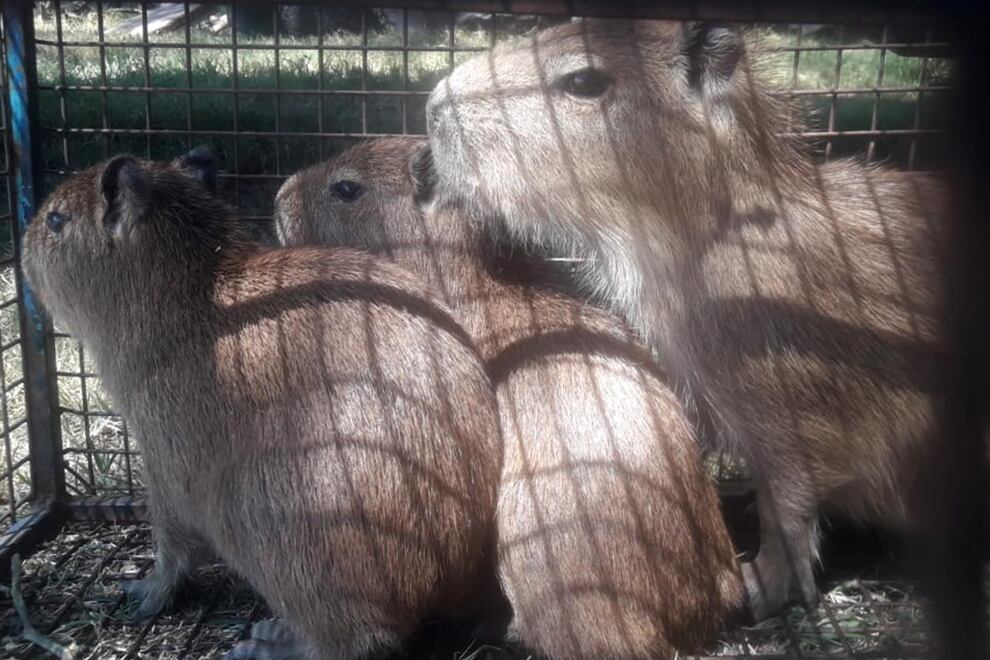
0 520 984 659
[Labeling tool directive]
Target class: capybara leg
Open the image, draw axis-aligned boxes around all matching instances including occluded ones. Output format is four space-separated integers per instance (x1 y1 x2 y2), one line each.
121 521 205 619
743 483 819 621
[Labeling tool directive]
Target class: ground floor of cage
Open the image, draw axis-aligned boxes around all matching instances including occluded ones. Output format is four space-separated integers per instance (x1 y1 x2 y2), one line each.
0 519 985 660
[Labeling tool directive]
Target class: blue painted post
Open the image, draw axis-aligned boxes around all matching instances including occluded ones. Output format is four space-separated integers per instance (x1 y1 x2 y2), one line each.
3 0 65 505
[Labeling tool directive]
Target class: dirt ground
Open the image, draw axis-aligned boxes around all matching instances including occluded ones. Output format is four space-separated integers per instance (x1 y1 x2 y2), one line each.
1 518 966 660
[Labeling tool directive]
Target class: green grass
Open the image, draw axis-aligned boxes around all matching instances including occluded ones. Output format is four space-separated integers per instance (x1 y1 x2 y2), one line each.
32 8 956 211
32 5 493 213
34 41 453 214
756 26 954 164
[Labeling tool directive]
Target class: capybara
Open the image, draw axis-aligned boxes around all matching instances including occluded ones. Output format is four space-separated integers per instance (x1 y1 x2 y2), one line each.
23 151 502 659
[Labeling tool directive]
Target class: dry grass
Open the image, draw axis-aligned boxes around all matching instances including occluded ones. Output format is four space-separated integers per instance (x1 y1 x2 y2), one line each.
0 523 526 660
0 522 955 659
713 581 929 656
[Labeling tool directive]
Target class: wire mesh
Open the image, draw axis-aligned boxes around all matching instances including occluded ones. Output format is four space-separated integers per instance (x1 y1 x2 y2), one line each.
29 1 958 502
0 10 31 530
34 1 556 499
761 23 953 170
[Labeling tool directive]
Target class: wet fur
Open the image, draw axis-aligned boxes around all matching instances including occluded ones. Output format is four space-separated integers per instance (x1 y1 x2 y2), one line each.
276 137 744 659
23 156 503 659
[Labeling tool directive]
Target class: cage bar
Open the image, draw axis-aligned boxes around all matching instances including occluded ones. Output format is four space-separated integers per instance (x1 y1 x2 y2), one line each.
2 0 66 556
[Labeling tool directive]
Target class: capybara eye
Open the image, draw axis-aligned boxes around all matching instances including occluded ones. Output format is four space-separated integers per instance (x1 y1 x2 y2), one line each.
560 69 612 98
332 180 364 202
45 211 68 234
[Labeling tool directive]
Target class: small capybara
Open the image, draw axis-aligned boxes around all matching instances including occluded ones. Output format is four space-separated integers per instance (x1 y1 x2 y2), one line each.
22 150 502 659
276 136 743 659
425 18 948 619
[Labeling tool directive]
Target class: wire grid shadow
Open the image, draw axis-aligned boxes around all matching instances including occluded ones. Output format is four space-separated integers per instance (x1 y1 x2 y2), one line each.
30 1 958 501
37 1 547 500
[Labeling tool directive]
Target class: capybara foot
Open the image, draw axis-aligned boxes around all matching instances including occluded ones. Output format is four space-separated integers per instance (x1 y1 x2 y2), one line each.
742 555 819 622
224 639 305 660
120 575 180 620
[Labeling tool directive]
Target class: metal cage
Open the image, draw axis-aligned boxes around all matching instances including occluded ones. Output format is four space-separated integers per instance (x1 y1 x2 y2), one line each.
24 2 962 510
0 2 985 659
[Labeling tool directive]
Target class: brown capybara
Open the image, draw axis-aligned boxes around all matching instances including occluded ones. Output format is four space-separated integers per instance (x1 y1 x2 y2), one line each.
22 150 502 660
276 136 743 660
424 18 949 620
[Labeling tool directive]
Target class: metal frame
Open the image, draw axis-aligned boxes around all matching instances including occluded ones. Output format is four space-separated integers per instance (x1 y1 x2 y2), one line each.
0 0 66 583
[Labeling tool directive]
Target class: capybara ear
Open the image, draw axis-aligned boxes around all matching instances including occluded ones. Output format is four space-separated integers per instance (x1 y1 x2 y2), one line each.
100 155 149 242
175 145 218 194
681 23 745 94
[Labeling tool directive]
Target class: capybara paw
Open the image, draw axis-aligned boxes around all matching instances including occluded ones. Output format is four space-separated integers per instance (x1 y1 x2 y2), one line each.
225 623 308 660
120 576 173 620
224 639 302 660
250 619 296 644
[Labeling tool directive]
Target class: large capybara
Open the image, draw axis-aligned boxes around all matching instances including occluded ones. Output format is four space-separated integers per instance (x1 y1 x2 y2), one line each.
22 150 502 659
276 136 743 659
424 18 948 619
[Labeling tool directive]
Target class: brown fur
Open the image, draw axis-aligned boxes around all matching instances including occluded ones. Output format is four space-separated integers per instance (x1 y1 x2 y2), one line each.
423 18 949 619
23 155 502 660
276 137 744 659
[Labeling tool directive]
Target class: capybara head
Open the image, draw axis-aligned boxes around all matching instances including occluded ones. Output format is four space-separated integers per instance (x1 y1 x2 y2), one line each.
275 136 427 252
23 149 246 339
425 20 798 276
